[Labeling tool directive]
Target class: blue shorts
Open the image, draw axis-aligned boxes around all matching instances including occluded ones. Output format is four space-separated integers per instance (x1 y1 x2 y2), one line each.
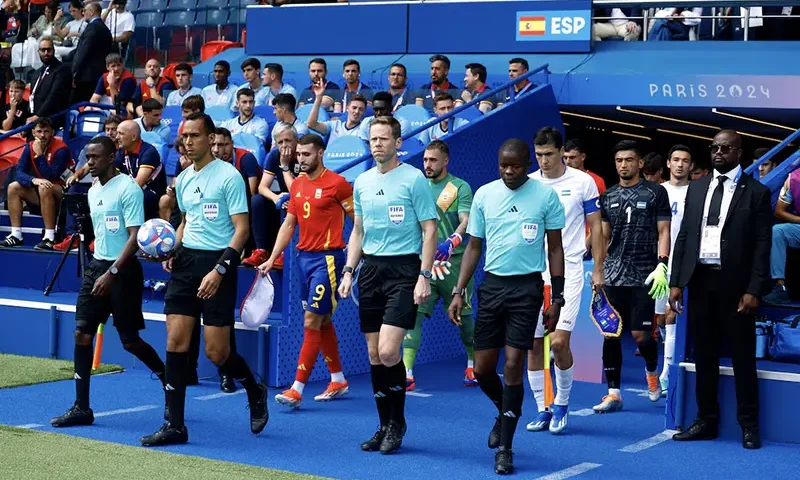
297 250 345 315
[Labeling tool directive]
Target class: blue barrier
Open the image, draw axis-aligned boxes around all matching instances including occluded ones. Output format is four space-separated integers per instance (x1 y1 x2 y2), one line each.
0 102 117 143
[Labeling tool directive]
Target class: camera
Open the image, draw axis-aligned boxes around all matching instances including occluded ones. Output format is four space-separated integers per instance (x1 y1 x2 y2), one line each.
62 191 91 219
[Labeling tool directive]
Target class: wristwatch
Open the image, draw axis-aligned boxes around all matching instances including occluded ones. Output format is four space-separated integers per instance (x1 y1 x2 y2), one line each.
420 270 432 280
342 266 354 276
452 286 466 297
214 264 227 276
280 164 290 172
108 266 119 275
551 297 566 307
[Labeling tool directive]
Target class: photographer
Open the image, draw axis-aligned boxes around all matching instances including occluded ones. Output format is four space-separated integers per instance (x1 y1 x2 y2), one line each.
1 118 74 250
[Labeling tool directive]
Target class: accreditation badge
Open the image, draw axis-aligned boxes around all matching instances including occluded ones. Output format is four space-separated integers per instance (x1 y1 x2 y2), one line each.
699 225 722 260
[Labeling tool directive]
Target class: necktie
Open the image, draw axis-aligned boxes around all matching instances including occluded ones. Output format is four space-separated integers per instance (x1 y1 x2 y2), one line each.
707 175 728 226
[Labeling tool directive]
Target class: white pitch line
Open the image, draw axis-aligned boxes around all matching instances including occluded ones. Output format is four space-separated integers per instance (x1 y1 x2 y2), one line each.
570 408 594 417
619 430 678 453
15 423 44 429
94 405 159 418
535 462 603 480
194 390 246 401
624 388 650 398
406 391 432 398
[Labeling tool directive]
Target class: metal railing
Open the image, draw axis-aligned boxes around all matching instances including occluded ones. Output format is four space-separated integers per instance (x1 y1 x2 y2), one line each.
745 128 800 177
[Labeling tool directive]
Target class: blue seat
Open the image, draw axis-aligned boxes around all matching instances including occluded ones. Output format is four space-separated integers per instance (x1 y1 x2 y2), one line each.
135 12 164 27
205 8 229 25
395 105 432 135
237 7 247 24
138 0 169 12
199 0 229 7
397 137 425 161
141 132 170 164
364 105 374 117
323 135 369 183
455 106 483 123
295 104 328 123
166 0 197 10
232 132 266 167
164 10 196 26
207 105 236 124
161 106 183 144
72 110 110 140
254 105 277 127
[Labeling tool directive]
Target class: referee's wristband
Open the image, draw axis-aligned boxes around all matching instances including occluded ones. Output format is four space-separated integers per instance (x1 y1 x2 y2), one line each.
551 276 565 301
658 256 669 266
217 247 241 269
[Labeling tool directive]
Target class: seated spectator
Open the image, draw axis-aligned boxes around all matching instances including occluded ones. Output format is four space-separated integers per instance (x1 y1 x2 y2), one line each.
234 57 265 111
359 91 411 141
244 124 300 267
416 54 460 113
165 63 203 107
298 57 340 112
643 152 665 183
158 137 191 226
755 147 776 178
2 79 29 131
649 8 702 40
212 127 261 196
271 93 309 148
1 118 73 250
339 59 373 111
133 58 175 116
1 0 28 44
386 63 415 112
497 58 533 108
28 36 71 127
307 85 366 144
594 8 642 41
89 53 136 114
176 94 205 136
27 1 67 42
256 62 297 106
115 120 167 220
455 62 495 113
418 92 469 145
221 88 269 144
202 60 238 108
53 0 86 46
134 98 170 145
763 168 800 305
102 0 134 60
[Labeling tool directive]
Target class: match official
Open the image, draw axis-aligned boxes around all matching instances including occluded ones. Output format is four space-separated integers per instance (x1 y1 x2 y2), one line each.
449 139 565 474
140 113 267 447
338 116 437 455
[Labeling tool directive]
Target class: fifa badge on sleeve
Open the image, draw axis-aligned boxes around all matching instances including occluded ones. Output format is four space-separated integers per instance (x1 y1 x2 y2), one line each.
590 288 622 338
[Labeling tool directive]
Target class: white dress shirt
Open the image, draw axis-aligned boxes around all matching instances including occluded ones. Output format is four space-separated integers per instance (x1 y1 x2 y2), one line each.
698 164 742 264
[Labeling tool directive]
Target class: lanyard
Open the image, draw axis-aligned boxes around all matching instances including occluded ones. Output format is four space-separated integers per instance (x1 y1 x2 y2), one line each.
343 82 362 106
392 88 406 112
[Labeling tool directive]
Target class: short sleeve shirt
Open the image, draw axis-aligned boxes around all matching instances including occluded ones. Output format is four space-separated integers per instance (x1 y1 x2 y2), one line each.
287 169 353 252
88 174 144 261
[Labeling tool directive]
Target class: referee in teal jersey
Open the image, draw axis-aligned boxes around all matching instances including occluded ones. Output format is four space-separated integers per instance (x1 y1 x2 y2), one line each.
449 139 566 475
140 113 267 447
339 116 438 455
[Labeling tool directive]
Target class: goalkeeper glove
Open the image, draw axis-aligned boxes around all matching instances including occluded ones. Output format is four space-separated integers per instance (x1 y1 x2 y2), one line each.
432 260 451 281
434 233 462 263
645 262 669 300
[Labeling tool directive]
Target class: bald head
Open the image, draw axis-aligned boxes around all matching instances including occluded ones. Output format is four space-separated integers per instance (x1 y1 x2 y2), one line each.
85 2 101 17
116 120 141 150
711 129 743 173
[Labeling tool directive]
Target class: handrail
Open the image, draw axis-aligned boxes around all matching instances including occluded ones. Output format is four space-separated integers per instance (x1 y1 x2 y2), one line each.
744 127 800 177
0 102 117 144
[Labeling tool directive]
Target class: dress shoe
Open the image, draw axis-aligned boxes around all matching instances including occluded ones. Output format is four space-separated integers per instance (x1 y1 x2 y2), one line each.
742 427 761 449
672 420 718 441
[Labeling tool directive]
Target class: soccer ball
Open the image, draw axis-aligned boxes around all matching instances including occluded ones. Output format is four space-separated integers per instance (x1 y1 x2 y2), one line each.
137 218 177 258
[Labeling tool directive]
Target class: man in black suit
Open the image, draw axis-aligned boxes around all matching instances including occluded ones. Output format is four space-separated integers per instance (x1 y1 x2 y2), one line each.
669 129 772 450
28 37 72 128
70 2 112 106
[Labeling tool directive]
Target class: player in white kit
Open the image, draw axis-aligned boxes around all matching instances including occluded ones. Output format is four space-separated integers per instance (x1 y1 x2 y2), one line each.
526 128 606 434
654 145 693 395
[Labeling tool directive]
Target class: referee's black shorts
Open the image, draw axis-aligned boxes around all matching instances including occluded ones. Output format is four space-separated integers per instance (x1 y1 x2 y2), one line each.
164 247 238 327
357 254 421 333
76 258 144 343
474 272 545 351
604 286 654 332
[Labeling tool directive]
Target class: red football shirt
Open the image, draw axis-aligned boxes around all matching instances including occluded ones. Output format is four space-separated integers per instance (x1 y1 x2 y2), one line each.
288 169 354 252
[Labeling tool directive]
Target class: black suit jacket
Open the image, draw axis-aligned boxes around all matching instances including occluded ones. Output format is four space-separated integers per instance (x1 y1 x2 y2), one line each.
670 170 772 298
31 59 71 120
71 18 112 83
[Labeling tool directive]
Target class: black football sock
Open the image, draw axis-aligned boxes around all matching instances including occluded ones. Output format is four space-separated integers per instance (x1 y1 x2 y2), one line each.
476 370 504 413
387 360 407 426
123 339 166 386
166 351 188 428
218 330 238 378
370 364 390 427
74 344 93 410
501 384 523 449
638 338 659 373
603 338 623 389
223 353 261 401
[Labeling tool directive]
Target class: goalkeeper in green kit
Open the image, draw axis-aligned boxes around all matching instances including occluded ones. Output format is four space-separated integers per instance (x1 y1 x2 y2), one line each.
402 140 477 390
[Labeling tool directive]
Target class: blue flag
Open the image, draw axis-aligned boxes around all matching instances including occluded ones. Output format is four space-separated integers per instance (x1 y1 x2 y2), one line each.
590 288 623 338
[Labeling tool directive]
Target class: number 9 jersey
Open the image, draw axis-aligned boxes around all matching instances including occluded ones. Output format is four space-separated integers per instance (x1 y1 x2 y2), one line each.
287 168 354 252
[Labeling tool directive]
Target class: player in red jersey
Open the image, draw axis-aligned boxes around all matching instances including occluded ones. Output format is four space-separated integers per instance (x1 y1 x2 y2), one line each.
258 134 354 408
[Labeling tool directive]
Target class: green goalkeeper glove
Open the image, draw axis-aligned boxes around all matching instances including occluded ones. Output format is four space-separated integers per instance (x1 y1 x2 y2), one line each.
645 262 669 300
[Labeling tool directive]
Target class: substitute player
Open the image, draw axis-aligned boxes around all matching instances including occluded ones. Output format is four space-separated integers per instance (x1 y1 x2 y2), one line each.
526 127 604 434
258 134 352 407
338 116 437 455
449 139 565 474
51 137 168 428
140 113 268 446
655 145 693 395
594 140 671 413
403 140 477 390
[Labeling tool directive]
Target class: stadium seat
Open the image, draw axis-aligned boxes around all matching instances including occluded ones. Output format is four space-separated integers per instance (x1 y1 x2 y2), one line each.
0 136 28 171
395 105 432 136
71 110 109 140
159 10 198 59
232 132 266 167
364 105 374 117
207 105 236 124
200 39 241 61
200 0 230 8
397 137 425 161
296 104 328 123
323 135 369 183
166 0 197 10
134 12 164 53
254 105 277 127
138 0 169 12
142 132 171 164
204 9 231 42
161 106 184 143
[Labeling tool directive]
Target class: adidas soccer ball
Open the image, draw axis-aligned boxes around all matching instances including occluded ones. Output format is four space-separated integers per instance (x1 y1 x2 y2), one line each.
137 218 177 259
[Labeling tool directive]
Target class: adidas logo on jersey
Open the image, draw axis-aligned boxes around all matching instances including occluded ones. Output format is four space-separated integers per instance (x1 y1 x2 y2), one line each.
296 191 302 197
97 200 103 206
508 206 519 213
376 189 385 196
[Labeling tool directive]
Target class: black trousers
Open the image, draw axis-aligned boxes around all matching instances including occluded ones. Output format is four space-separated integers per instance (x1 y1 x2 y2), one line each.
687 264 759 428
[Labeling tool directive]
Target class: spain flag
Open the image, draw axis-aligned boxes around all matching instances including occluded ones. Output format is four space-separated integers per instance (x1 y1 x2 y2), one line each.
519 16 546 36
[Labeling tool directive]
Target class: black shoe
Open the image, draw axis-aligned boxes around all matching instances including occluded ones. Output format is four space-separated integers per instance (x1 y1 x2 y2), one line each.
379 421 406 455
672 420 718 441
34 238 54 250
50 404 94 427
186 370 199 386
743 427 761 450
488 416 502 449
220 375 237 393
495 447 514 474
0 234 23 248
361 426 387 451
248 383 269 434
140 423 188 447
